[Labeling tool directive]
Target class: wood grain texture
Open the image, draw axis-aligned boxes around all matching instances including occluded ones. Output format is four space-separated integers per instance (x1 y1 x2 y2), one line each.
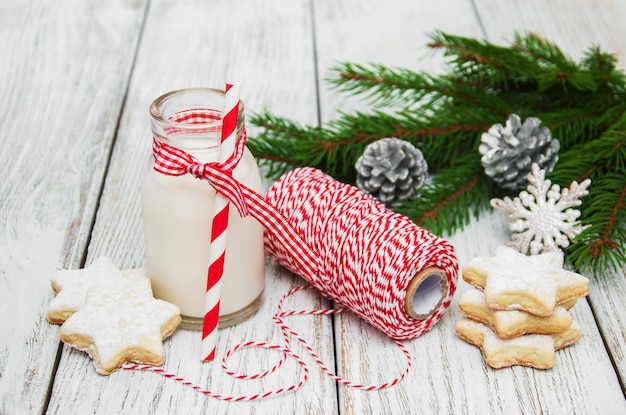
46 0 337 414
0 0 146 413
588 266 626 390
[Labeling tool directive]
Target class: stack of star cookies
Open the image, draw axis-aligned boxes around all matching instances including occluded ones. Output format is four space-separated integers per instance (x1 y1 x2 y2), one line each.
454 246 589 369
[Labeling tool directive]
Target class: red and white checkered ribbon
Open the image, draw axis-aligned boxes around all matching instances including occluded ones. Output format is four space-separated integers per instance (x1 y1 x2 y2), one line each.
152 134 248 213
152 135 319 281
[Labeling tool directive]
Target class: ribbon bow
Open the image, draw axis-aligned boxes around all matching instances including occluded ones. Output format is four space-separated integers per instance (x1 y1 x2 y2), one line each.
151 133 249 217
150 133 320 281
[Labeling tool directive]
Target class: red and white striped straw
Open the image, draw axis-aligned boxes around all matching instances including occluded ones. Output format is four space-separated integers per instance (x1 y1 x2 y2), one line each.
201 83 240 361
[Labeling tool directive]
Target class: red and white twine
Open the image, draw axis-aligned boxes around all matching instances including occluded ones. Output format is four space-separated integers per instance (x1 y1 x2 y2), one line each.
138 105 459 400
124 286 413 400
264 167 459 340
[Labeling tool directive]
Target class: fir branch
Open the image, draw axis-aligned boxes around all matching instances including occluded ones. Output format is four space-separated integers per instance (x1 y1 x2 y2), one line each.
548 109 626 185
428 31 547 89
248 31 626 274
397 155 492 235
249 108 493 182
582 46 626 93
328 58 517 113
511 32 574 68
326 63 437 106
568 174 626 273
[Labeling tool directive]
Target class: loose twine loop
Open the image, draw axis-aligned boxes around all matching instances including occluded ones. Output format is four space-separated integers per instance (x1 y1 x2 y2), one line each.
124 285 413 401
136 109 459 400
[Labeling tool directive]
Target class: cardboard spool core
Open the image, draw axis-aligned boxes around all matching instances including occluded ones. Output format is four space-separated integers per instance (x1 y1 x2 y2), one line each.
404 267 448 320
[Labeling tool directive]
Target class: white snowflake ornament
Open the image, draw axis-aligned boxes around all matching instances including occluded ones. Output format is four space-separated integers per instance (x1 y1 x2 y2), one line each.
490 163 591 255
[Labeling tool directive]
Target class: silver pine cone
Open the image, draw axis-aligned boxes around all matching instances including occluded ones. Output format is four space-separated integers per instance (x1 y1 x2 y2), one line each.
479 114 559 190
355 137 428 206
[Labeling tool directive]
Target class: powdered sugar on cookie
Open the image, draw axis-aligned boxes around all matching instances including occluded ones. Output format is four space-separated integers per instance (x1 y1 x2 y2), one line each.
60 277 181 374
463 246 589 316
48 258 181 375
48 257 151 324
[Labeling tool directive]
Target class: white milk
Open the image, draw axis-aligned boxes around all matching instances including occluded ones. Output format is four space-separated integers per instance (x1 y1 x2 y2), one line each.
141 88 265 329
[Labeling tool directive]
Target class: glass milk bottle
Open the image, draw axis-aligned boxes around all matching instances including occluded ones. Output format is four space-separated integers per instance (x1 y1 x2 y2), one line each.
141 88 265 330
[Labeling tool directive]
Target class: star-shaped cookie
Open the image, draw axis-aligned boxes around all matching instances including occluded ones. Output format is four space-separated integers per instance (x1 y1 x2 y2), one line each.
458 287 574 338
48 257 181 375
462 246 589 316
47 257 148 323
455 318 582 369
59 271 181 375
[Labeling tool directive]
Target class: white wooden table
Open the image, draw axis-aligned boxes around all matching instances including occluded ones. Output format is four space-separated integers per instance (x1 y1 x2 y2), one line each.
1 0 625 413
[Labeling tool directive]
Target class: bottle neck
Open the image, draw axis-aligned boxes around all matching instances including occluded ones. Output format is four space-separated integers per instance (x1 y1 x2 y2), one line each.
149 88 245 163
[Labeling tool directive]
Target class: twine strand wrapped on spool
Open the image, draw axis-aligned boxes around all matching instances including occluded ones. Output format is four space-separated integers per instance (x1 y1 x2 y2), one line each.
264 167 459 340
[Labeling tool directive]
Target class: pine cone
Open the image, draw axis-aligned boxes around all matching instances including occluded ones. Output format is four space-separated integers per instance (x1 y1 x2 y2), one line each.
479 114 559 190
355 137 428 206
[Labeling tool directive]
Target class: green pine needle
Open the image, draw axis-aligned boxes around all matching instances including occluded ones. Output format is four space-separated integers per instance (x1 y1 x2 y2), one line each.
248 31 626 276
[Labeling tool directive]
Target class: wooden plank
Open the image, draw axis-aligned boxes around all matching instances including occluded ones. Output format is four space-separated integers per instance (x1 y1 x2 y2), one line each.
46 0 338 414
314 0 485 124
588 265 626 389
475 0 626 394
313 0 626 413
0 0 147 413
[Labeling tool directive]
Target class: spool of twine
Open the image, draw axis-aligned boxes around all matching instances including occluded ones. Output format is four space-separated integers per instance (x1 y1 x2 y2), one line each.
264 167 459 340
